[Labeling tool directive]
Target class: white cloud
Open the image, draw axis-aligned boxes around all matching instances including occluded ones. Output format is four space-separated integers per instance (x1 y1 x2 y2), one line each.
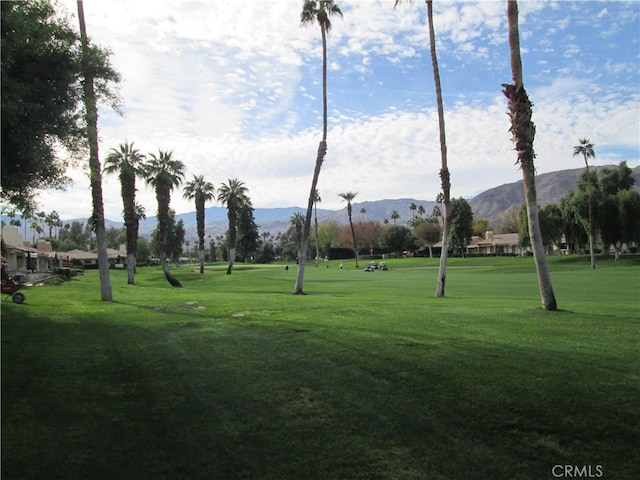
29 0 639 221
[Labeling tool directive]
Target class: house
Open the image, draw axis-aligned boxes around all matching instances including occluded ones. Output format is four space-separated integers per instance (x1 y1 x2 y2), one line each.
1 225 58 281
64 248 126 268
466 231 525 256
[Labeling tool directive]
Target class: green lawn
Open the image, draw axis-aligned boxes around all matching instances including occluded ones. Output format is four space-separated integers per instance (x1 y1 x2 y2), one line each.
2 256 639 479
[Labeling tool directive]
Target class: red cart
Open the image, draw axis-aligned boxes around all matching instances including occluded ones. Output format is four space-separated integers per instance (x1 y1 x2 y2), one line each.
1 278 26 304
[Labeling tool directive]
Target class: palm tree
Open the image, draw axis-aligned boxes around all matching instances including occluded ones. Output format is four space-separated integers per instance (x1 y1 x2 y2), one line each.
391 210 400 225
217 178 249 274
104 141 146 284
360 207 366 222
395 0 452 297
502 0 557 310
573 139 597 269
313 189 321 263
144 149 186 287
77 0 112 300
409 202 417 219
290 212 305 262
183 174 215 274
339 191 359 268
295 0 343 295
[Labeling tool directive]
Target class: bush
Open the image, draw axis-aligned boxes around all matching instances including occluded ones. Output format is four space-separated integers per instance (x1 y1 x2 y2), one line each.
52 266 79 280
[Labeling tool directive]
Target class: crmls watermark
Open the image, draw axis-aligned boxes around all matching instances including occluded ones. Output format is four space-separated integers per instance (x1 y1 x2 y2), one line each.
552 465 604 478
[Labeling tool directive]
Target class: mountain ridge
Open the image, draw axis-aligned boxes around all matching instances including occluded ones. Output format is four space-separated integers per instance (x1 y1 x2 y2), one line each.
11 164 635 241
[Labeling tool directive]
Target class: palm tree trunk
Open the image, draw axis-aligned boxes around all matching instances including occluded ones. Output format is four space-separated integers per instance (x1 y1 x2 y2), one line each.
294 141 326 294
126 252 135 283
196 200 206 274
227 209 236 274
156 188 182 287
584 158 596 269
504 0 557 311
123 176 137 284
347 207 359 268
314 202 320 263
424 0 450 298
77 0 112 301
295 22 329 294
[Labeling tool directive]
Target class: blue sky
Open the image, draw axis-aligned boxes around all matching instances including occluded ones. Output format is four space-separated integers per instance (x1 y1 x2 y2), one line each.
41 0 639 220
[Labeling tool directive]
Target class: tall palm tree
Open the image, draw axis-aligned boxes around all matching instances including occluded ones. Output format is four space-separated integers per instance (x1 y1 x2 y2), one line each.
77 0 112 301
391 210 400 225
104 141 146 284
295 0 343 294
217 178 249 274
313 189 321 263
395 0 451 297
573 139 596 269
144 149 186 287
502 0 557 310
339 191 359 268
360 207 366 222
183 174 215 274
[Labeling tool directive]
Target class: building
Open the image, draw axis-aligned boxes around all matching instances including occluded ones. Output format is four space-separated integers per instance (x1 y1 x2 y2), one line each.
466 231 525 256
1 225 58 282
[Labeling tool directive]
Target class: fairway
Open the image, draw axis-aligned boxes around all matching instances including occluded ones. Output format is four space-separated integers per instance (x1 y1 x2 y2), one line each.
2 256 639 479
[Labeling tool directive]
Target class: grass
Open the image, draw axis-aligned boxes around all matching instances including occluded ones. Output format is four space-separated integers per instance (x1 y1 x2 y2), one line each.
2 255 639 479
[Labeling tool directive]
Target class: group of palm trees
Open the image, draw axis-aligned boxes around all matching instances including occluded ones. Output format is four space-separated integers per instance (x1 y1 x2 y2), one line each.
84 0 562 309
104 142 249 287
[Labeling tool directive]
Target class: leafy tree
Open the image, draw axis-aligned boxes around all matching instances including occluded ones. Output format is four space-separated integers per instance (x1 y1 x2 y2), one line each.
1 0 119 213
539 204 565 251
502 0 557 310
237 201 260 262
168 218 186 265
317 219 341 256
573 139 596 268
104 142 146 283
150 210 184 265
295 0 343 294
618 189 640 252
145 150 186 287
414 218 441 258
354 221 384 256
183 174 215 274
473 218 490 237
559 192 587 254
217 178 249 274
255 240 276 264
136 237 151 265
595 162 639 259
104 226 126 249
58 221 88 249
380 226 416 257
518 203 564 253
339 191 359 268
449 197 474 257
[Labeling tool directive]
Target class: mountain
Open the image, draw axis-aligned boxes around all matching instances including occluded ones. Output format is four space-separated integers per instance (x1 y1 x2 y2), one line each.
469 164 640 223
6 165 637 242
